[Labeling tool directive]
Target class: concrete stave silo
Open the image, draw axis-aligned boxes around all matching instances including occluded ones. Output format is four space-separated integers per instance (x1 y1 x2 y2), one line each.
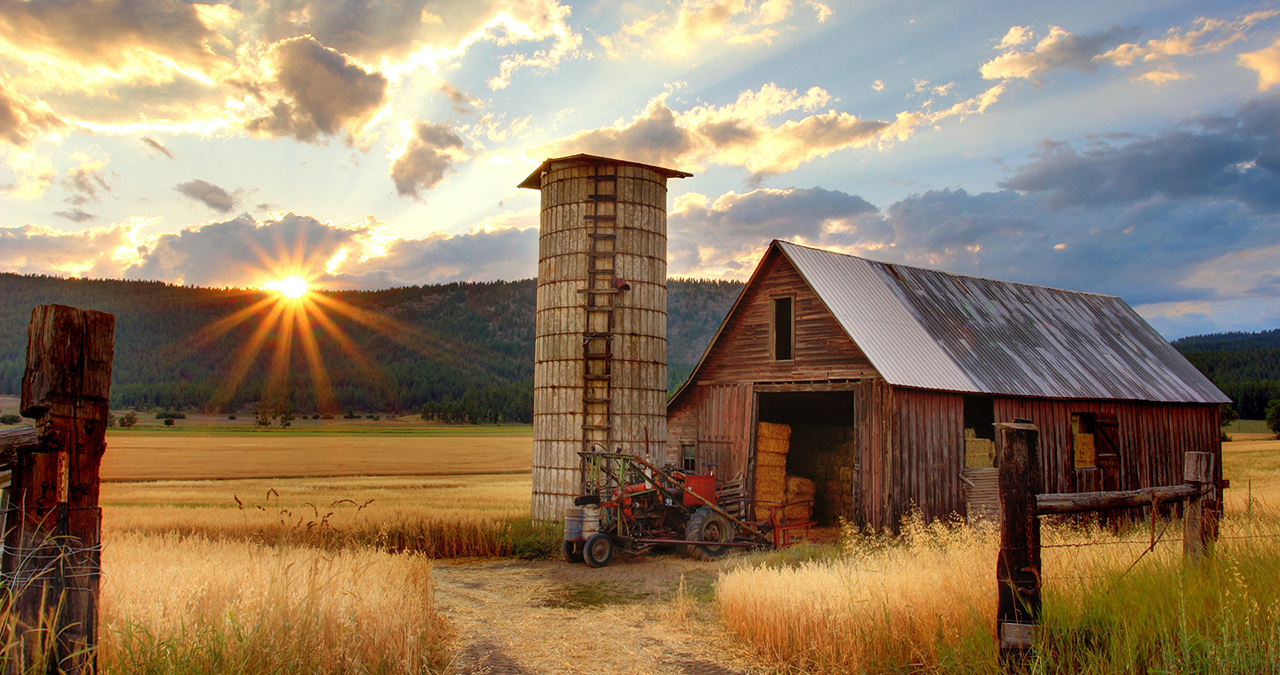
519 154 691 522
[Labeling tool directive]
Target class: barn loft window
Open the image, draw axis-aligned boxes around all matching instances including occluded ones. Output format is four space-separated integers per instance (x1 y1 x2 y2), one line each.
772 296 794 361
1072 413 1098 468
681 442 697 472
963 396 995 468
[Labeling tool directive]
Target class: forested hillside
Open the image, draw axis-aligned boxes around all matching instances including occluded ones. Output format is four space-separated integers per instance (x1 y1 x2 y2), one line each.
1173 330 1280 419
0 274 743 421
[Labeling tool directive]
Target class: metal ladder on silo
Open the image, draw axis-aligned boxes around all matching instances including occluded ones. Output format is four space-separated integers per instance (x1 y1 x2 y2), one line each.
580 165 618 456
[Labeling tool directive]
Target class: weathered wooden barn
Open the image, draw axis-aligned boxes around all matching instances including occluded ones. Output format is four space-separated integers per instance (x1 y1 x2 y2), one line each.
666 240 1229 531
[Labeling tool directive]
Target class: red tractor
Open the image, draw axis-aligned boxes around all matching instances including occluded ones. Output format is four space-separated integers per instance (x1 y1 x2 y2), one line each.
562 451 812 567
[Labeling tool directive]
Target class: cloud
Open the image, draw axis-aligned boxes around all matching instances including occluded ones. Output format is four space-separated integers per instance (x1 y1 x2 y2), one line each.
141 136 175 158
54 208 96 223
1240 38 1280 91
440 83 482 114
981 12 1279 83
61 155 111 205
0 0 235 92
600 0 824 58
531 84 899 176
388 122 468 199
485 1 583 90
0 80 66 147
1000 94 1280 212
245 36 389 144
532 81 1004 178
0 220 143 278
175 179 237 213
979 25 1140 79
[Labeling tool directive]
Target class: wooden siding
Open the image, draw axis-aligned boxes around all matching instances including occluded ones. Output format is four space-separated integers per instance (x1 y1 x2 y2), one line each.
884 388 966 528
692 248 879 384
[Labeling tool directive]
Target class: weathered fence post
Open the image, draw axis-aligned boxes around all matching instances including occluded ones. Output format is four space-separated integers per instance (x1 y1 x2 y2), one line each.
2 305 114 674
995 421 1040 662
1182 451 1214 561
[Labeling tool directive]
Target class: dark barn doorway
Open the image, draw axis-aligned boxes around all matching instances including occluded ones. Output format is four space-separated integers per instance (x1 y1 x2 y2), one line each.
756 391 856 525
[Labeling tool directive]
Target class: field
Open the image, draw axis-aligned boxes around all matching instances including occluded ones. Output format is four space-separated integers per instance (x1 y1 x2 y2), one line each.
1 415 1277 673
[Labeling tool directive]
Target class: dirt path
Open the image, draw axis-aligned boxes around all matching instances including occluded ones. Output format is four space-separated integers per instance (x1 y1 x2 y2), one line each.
433 553 769 675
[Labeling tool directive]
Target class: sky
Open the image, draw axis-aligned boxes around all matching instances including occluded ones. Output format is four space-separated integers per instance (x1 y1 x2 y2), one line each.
1 0 1279 339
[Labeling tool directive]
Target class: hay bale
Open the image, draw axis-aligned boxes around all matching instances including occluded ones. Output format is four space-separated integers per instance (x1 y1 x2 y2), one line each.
782 503 812 522
756 450 787 468
1074 433 1095 468
964 427 977 440
757 438 789 455
965 438 995 468
757 422 791 441
784 475 816 498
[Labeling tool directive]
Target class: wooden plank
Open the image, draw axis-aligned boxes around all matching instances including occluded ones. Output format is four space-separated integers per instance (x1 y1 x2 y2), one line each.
996 422 1040 658
0 425 39 468
1036 483 1204 514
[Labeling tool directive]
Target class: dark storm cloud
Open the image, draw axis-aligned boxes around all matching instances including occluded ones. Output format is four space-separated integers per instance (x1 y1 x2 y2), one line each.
141 136 175 158
0 79 66 146
390 122 465 199
175 179 236 213
1002 94 1280 212
246 36 388 143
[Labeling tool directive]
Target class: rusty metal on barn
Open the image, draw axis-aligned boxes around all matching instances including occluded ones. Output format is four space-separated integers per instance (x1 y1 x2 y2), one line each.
520 154 691 522
667 240 1229 532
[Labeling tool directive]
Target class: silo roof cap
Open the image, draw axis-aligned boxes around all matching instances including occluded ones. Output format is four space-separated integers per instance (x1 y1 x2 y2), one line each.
518 154 692 189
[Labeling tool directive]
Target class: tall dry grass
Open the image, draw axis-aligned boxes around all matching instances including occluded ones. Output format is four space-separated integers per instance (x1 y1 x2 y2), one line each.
716 511 1280 674
98 531 452 674
101 475 560 559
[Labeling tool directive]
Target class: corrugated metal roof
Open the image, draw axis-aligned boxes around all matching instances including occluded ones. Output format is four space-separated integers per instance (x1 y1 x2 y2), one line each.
778 241 1228 404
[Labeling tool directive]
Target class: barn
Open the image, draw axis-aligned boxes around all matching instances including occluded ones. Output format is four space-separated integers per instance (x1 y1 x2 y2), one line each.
665 240 1230 531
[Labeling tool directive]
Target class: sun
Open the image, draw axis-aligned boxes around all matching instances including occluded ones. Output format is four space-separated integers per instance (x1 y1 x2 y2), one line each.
263 276 309 299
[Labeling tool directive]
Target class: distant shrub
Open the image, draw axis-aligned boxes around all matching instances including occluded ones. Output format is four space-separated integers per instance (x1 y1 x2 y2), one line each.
320 413 335 420
1267 399 1280 438
228 414 237 420
0 414 21 425
163 418 175 427
119 411 138 428
312 413 320 420
155 411 186 420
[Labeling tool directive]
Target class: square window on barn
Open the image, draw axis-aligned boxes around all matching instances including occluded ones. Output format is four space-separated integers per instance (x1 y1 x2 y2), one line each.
1072 413 1097 468
681 441 697 472
772 296 794 361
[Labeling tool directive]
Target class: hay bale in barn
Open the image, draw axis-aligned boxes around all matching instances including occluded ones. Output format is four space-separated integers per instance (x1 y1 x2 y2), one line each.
755 465 786 499
782 502 812 522
756 450 787 467
757 439 790 456
1074 433 1095 467
784 475 816 499
758 422 791 441
965 438 995 468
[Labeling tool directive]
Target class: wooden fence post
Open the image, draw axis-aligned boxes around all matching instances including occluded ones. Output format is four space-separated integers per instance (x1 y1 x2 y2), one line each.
1183 452 1214 561
2 305 114 675
995 421 1040 661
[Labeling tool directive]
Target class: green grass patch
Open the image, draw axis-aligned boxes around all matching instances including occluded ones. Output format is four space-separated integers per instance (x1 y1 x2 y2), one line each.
541 582 649 609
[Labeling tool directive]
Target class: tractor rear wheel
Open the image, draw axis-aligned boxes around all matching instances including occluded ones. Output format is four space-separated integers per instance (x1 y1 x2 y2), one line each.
562 540 583 563
685 506 735 561
583 532 615 568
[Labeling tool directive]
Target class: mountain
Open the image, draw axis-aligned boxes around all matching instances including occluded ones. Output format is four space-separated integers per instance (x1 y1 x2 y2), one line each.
0 274 743 421
1172 330 1280 419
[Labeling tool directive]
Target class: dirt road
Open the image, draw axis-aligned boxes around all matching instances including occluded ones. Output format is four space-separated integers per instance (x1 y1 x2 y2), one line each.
433 554 768 675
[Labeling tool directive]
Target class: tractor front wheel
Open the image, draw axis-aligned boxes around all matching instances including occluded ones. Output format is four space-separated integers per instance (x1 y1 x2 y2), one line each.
583 533 615 568
685 506 735 561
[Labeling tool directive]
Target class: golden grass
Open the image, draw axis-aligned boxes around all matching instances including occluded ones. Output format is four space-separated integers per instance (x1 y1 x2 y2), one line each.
1221 435 1280 514
99 531 451 674
100 474 548 559
102 431 531 481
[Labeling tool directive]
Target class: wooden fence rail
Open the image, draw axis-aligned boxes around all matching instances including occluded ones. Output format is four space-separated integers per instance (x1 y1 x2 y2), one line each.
995 421 1217 662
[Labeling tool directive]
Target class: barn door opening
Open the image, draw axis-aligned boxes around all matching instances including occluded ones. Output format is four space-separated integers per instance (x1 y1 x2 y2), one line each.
755 391 856 525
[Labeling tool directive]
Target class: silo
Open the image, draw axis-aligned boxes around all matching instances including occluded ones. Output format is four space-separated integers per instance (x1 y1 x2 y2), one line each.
519 154 692 522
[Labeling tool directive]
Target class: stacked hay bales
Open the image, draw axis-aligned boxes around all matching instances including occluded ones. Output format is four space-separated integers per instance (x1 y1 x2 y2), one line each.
964 428 995 468
783 475 816 522
755 423 789 520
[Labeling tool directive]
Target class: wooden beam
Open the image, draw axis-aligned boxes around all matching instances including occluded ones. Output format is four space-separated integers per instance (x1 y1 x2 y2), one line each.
1183 451 1214 561
751 381 864 393
0 426 39 469
1036 483 1205 515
